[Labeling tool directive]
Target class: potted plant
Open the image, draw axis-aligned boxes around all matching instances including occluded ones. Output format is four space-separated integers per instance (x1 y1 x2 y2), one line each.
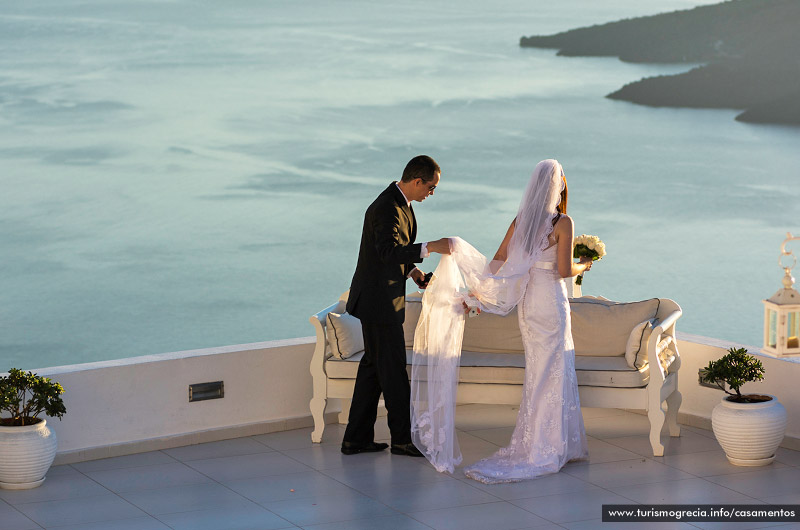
700 348 787 466
0 369 66 489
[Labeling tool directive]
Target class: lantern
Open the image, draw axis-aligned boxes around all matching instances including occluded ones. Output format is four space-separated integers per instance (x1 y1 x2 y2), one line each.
763 233 800 357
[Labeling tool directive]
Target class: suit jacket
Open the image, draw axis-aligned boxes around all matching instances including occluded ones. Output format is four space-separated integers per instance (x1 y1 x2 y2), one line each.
347 183 423 324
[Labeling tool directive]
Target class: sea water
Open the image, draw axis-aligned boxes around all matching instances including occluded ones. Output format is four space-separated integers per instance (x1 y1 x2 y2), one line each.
2 0 798 369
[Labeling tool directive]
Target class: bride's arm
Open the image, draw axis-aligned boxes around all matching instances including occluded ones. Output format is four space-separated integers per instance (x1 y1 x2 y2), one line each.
556 215 593 278
492 218 516 261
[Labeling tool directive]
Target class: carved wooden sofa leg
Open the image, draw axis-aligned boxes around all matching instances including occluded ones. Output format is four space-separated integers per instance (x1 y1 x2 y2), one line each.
310 396 327 443
666 388 682 437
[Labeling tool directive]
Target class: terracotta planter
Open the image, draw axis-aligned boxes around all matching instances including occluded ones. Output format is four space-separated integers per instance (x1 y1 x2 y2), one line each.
0 419 58 489
711 394 787 466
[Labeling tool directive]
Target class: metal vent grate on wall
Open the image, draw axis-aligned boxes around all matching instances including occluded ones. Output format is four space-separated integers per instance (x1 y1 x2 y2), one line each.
189 381 224 402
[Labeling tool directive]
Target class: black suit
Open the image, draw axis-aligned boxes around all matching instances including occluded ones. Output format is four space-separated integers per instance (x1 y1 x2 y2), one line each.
344 182 423 446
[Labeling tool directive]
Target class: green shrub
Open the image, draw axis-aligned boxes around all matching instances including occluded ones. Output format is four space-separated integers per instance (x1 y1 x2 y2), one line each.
700 347 765 403
0 369 66 426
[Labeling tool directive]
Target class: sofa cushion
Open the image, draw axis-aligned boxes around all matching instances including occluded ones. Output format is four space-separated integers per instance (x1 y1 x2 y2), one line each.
570 298 660 357
406 292 660 358
461 310 523 353
625 319 654 369
405 291 525 353
326 312 364 359
325 351 648 388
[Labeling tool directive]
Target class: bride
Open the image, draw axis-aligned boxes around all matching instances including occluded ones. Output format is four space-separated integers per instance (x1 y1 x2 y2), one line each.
410 159 594 483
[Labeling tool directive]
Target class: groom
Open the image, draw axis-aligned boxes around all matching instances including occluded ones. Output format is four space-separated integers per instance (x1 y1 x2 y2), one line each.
341 155 451 457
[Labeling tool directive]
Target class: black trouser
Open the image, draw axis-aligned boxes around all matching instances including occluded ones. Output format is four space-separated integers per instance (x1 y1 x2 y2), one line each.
343 321 411 446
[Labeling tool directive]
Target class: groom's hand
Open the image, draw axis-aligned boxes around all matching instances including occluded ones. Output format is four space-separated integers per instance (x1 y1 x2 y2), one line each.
428 238 451 255
411 269 429 289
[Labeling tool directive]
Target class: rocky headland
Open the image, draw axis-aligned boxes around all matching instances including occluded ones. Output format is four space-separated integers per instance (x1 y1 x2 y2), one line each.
520 0 800 125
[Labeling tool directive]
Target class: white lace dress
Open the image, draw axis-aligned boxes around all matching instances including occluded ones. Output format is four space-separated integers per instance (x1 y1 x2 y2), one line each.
463 245 588 484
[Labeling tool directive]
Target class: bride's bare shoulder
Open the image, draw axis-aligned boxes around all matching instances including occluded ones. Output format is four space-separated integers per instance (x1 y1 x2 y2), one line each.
555 214 573 229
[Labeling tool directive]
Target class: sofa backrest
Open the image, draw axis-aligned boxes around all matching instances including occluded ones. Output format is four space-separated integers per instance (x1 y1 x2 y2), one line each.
403 292 660 357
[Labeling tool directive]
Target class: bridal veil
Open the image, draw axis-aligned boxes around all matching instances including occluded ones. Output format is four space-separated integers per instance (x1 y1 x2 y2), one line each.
410 159 566 472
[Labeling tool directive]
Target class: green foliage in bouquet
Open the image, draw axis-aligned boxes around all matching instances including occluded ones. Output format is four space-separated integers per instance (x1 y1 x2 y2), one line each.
700 348 766 403
572 244 601 261
0 369 66 426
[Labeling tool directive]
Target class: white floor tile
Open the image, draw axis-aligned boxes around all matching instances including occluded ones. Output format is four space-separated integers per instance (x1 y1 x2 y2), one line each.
410 501 551 530
71 451 177 473
120 482 256 516
45 515 171 529
0 472 110 505
609 477 760 504
375 479 498 512
509 487 632 524
580 408 626 420
562 519 696 529
563 457 694 488
85 462 212 494
466 426 514 446
15 494 146 528
454 404 520 431
155 504 295 530
281 442 388 471
254 424 346 451
682 424 717 440
0 499 39 530
762 492 800 504
163 437 275 462
43 465 79 478
691 520 796 530
563 437 643 467
775 448 800 467
604 430 722 458
301 514 431 530
705 467 800 499
15 406 799 530
464 470 597 500
321 456 448 493
185 451 311 482
582 413 655 439
662 450 789 477
224 471 355 503
262 490 395 527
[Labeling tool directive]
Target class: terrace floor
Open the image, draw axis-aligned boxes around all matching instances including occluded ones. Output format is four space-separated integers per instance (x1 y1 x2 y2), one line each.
2 405 800 530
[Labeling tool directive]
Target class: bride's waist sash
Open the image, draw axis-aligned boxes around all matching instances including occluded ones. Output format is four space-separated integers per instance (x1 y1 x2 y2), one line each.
533 261 557 270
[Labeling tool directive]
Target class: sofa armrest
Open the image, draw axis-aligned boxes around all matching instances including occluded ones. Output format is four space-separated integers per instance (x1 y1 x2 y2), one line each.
646 299 683 380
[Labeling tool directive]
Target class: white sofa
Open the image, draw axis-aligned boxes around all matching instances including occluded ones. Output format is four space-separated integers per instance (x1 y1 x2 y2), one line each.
309 291 683 456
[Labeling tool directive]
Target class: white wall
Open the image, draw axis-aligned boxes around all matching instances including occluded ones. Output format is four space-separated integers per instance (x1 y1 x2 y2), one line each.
676 333 800 444
30 338 322 460
6 333 799 462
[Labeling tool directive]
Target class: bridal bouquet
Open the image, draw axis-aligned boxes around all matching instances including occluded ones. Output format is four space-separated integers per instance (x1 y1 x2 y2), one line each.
573 234 606 285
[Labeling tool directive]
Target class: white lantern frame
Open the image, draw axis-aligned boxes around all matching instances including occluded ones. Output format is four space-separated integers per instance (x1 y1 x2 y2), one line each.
762 233 800 358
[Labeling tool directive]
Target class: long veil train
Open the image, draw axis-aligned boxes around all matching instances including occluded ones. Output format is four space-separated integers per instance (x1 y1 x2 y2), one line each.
410 160 567 473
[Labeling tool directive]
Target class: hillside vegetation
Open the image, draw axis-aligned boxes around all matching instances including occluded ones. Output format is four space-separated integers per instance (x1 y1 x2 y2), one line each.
520 0 800 124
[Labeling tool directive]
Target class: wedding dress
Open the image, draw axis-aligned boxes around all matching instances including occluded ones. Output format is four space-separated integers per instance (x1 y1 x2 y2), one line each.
463 244 588 483
410 159 588 482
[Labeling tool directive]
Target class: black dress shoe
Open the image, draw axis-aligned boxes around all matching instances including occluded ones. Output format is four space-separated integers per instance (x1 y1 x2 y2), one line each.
340 441 389 455
390 443 424 457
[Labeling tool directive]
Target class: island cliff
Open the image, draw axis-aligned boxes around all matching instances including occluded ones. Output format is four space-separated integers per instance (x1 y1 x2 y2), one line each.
520 0 800 125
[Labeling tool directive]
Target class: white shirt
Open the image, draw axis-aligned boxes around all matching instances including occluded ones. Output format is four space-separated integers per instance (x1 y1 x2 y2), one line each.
394 182 429 277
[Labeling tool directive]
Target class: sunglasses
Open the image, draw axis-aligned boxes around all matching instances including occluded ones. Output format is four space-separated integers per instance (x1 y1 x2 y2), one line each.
418 178 436 192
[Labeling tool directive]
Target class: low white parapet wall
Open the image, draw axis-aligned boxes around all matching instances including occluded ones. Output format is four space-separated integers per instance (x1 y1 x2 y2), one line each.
7 333 799 464
673 333 800 449
28 338 338 465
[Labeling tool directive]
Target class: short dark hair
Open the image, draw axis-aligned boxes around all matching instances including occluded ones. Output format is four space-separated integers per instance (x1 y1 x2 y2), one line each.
401 155 440 183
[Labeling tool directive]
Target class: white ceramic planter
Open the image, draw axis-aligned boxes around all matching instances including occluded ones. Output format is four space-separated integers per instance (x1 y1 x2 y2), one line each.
0 419 58 489
711 394 787 466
